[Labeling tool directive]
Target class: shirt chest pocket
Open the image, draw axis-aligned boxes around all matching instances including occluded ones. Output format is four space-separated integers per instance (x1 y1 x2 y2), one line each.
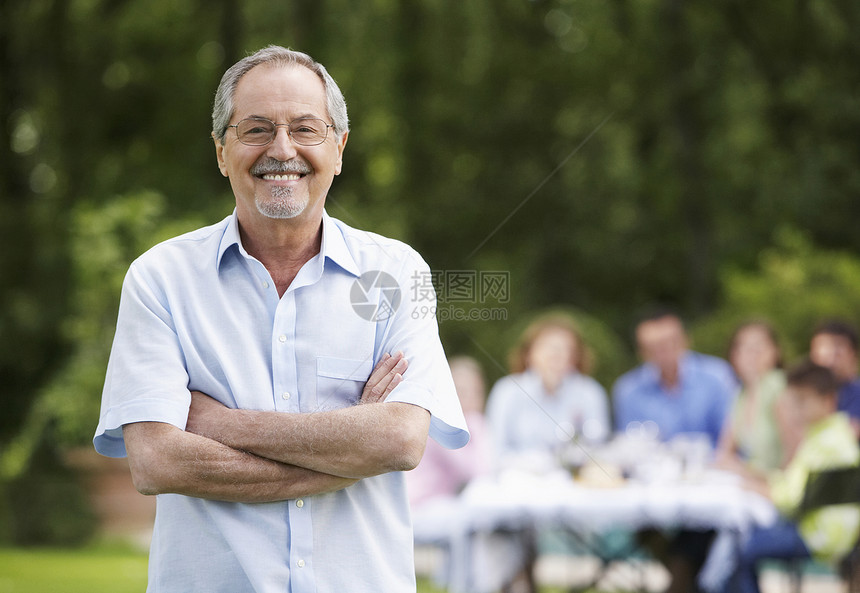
315 357 374 410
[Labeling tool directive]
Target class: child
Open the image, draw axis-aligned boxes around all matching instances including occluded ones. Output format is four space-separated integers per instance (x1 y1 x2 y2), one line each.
729 359 860 593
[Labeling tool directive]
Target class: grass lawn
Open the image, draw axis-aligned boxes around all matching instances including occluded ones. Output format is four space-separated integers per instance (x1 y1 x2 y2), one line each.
0 545 457 593
0 544 148 593
0 545 579 592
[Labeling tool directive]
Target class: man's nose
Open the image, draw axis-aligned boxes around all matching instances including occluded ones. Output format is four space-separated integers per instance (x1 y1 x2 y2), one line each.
267 126 298 160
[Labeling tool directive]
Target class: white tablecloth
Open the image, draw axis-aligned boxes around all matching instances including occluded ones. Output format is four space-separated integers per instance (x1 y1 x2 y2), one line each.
412 469 777 593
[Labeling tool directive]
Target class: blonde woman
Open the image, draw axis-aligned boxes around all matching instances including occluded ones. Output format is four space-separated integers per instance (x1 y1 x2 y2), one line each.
486 312 610 470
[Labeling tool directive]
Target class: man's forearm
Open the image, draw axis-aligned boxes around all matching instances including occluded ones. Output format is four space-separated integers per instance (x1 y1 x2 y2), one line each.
124 422 357 503
190 401 430 479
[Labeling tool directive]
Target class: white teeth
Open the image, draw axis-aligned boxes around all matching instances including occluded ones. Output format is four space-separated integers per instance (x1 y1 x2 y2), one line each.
262 173 302 181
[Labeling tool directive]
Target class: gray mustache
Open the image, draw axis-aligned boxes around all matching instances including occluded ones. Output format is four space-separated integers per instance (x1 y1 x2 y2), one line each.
251 158 311 176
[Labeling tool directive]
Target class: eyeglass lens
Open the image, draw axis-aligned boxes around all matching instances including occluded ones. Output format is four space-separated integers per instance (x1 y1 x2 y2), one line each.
235 118 329 146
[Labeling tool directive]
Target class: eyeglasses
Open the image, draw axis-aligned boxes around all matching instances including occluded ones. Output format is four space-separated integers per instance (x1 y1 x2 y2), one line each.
227 117 334 146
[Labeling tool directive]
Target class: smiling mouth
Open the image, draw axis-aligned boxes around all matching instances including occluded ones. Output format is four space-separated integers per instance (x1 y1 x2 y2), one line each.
261 173 304 181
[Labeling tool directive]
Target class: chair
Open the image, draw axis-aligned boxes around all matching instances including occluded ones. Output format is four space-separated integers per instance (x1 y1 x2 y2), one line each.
789 465 860 593
797 465 860 514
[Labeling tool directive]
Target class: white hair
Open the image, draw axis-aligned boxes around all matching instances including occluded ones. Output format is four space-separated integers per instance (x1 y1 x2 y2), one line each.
212 45 349 143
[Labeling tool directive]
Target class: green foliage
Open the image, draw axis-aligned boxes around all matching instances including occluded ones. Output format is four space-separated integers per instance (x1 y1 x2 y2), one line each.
691 229 860 363
2 0 860 494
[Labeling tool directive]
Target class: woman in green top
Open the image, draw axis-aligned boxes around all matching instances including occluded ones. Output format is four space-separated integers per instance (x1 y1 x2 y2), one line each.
716 322 796 474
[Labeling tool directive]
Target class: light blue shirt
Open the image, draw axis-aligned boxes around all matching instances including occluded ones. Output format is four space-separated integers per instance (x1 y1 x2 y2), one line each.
486 370 611 462
612 351 736 447
94 210 469 593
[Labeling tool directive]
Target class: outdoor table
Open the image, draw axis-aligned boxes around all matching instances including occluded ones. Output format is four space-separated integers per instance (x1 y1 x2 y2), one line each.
412 466 777 593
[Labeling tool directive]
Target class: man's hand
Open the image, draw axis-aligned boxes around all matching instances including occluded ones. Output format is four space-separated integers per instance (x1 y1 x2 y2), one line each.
360 352 408 404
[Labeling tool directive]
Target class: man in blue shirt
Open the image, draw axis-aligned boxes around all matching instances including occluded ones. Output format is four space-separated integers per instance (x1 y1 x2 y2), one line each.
94 46 468 593
612 308 736 593
809 319 860 437
613 309 736 447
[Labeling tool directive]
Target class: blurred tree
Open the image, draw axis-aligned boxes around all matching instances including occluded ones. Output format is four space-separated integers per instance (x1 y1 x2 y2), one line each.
692 228 860 364
0 0 69 443
0 0 240 448
1 0 860 522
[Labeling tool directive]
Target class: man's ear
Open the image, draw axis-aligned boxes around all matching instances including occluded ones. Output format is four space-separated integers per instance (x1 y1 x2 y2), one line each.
334 131 348 176
213 133 228 177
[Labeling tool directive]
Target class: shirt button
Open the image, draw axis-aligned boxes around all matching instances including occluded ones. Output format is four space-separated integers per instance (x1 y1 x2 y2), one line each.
278 335 286 343
262 281 269 289
282 391 291 400
297 559 305 568
296 499 304 508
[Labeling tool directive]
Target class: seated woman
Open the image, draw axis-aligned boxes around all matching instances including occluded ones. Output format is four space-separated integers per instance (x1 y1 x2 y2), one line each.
716 321 796 476
485 312 610 593
486 311 611 472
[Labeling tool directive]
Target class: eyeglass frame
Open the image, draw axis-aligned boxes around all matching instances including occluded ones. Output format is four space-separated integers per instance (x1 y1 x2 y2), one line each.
226 116 335 147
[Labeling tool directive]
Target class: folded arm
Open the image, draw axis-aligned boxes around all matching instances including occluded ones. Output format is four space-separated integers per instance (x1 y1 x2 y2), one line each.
123 421 357 502
186 352 431 479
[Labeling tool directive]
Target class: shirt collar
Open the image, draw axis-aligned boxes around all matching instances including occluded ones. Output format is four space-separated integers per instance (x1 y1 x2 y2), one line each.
320 210 361 277
216 209 361 277
216 210 242 268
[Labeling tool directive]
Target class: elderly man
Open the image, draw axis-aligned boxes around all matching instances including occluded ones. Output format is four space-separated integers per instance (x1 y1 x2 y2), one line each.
94 46 468 593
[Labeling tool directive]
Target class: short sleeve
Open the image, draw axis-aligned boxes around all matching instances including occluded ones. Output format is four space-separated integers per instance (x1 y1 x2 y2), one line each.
375 250 469 450
93 261 192 457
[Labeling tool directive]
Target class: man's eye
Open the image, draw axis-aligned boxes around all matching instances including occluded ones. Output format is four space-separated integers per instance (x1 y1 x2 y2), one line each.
293 123 322 135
